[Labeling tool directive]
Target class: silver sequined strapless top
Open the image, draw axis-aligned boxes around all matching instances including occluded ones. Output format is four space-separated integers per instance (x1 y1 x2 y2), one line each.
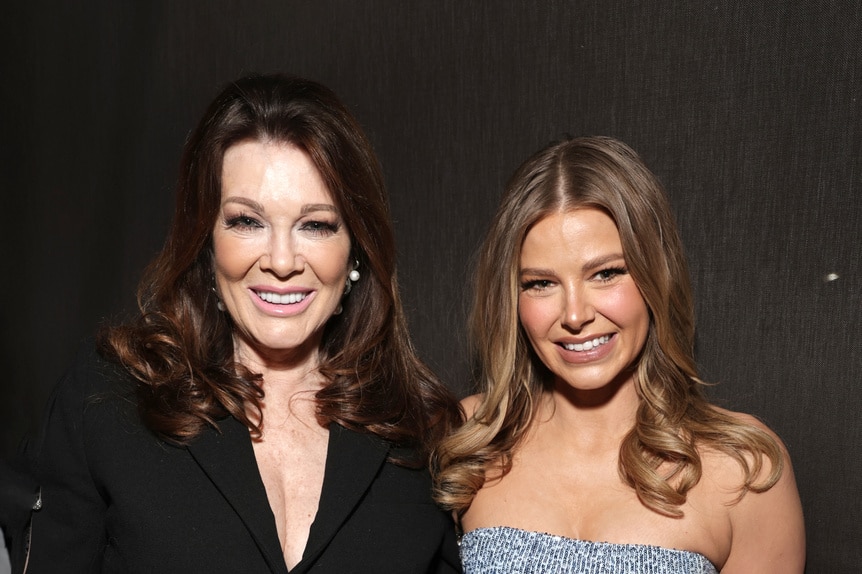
460 527 718 574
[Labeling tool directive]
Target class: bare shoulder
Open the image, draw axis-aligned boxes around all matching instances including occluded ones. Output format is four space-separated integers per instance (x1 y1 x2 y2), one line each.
703 407 806 572
460 394 484 419
698 406 790 491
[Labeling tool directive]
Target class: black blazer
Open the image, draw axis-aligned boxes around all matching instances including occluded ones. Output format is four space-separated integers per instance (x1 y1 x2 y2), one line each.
17 345 460 573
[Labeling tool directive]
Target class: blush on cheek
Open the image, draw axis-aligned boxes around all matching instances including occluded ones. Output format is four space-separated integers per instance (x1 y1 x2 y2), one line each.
518 297 556 337
604 286 648 323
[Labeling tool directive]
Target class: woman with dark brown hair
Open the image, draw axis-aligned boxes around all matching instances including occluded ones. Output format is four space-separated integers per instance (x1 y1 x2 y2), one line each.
19 74 461 573
433 137 804 573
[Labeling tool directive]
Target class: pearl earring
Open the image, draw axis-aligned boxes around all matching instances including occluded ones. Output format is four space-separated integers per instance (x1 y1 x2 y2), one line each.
344 259 360 295
212 284 226 312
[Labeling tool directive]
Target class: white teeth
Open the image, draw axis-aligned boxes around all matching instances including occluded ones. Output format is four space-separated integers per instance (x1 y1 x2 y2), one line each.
563 335 610 352
256 291 307 304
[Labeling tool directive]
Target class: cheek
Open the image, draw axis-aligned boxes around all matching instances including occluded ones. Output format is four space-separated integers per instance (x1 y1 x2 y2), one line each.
518 296 554 338
212 233 255 281
604 284 650 332
309 239 352 284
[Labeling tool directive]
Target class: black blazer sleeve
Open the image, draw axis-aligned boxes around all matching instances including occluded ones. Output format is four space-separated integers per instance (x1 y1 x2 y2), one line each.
19 345 113 572
0 457 39 573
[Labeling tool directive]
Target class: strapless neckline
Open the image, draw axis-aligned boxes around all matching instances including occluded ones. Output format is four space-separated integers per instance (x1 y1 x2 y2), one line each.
460 526 718 573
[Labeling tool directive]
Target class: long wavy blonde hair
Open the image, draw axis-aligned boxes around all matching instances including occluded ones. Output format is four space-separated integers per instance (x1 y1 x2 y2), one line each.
433 136 783 517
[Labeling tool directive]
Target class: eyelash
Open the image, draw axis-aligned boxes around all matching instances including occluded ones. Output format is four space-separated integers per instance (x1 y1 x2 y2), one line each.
520 267 628 291
224 214 341 236
594 267 628 282
225 214 262 230
521 279 553 291
300 220 340 236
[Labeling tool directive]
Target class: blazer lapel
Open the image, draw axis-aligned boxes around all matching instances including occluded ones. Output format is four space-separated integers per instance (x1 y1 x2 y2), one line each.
296 423 389 570
187 416 289 574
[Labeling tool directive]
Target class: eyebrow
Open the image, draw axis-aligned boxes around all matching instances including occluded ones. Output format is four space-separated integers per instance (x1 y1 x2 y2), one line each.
519 252 626 276
301 203 339 215
221 197 339 215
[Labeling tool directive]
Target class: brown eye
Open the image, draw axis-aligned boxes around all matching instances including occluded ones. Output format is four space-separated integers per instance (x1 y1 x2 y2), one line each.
226 214 263 229
594 267 627 282
300 220 340 236
521 279 553 291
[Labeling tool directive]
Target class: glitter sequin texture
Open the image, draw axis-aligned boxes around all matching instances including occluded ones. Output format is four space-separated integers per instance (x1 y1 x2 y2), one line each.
460 526 718 573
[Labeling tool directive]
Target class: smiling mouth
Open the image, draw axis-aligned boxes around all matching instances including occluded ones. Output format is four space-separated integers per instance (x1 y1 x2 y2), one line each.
255 290 309 305
561 335 611 352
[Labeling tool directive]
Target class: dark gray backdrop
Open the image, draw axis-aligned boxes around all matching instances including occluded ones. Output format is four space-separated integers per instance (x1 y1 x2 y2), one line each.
2 2 859 572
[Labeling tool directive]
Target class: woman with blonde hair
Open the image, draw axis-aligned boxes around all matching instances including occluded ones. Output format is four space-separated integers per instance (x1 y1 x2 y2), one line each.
434 136 804 573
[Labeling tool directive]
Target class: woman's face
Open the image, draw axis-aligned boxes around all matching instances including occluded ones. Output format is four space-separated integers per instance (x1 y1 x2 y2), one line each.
212 140 352 366
518 208 649 393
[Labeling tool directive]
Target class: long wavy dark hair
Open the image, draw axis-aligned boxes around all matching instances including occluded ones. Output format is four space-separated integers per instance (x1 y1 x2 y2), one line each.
100 74 459 464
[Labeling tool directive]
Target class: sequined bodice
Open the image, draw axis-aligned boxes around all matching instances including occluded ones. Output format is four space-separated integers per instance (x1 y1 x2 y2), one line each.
460 526 718 574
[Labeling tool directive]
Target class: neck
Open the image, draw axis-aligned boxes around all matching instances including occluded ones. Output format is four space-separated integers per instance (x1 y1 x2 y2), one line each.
234 330 321 372
538 374 640 450
233 337 328 411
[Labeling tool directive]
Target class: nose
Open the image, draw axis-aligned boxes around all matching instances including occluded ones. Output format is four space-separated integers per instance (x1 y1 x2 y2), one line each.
260 231 303 277
561 284 595 331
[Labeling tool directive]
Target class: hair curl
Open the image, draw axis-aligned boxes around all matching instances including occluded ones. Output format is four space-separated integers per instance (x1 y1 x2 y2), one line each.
100 74 459 464
433 136 783 515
